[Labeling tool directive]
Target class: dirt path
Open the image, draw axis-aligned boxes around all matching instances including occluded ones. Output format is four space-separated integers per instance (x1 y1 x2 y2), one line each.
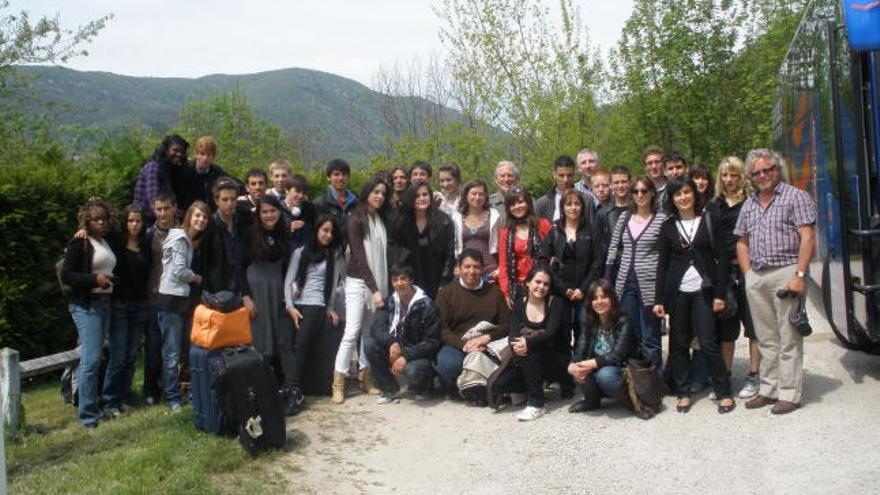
278 301 880 494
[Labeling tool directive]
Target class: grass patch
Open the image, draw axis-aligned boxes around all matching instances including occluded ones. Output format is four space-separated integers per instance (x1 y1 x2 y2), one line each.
6 377 290 494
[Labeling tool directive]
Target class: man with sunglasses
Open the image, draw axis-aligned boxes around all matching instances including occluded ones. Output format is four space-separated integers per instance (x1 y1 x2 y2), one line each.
734 149 816 415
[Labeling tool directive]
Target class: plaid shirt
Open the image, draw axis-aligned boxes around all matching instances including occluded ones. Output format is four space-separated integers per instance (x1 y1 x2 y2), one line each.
734 181 816 270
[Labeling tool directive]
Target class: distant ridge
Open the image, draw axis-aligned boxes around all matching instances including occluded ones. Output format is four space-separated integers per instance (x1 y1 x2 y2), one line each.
13 65 458 164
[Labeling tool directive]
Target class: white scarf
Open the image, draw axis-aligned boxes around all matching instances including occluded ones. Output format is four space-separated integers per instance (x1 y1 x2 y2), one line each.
363 213 388 309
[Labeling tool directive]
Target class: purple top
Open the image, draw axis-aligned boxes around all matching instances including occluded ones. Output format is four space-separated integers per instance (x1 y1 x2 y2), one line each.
733 181 816 270
133 160 161 221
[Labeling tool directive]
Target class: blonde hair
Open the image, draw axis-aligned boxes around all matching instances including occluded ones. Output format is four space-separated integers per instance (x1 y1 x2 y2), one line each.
268 159 293 175
714 156 752 201
195 136 217 156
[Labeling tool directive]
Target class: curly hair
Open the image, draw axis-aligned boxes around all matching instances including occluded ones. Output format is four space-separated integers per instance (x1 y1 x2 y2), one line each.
77 197 118 232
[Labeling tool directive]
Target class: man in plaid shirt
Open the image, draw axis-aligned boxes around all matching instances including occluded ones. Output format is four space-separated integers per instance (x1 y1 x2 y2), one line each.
734 149 816 415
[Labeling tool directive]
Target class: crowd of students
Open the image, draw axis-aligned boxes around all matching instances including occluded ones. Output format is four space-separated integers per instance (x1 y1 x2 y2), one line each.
60 135 816 427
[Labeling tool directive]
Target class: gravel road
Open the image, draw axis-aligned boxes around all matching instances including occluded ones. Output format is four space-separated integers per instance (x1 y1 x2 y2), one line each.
279 297 880 494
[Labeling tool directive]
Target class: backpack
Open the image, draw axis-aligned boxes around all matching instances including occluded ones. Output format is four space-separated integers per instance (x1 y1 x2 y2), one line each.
622 352 668 420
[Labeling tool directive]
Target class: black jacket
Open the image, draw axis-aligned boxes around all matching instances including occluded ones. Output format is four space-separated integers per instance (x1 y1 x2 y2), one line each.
202 210 245 294
594 204 627 256
314 188 357 242
508 296 564 350
573 315 637 368
387 209 456 300
539 223 602 296
370 294 441 361
183 161 241 211
60 237 100 307
655 212 730 309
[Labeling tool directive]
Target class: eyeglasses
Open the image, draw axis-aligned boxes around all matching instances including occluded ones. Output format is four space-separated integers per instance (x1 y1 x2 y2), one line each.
632 188 651 196
750 164 777 178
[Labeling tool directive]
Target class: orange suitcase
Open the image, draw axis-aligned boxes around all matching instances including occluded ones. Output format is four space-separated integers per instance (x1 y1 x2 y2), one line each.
191 304 252 350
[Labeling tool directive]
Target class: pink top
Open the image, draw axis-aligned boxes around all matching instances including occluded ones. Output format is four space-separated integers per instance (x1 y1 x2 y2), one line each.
627 215 651 239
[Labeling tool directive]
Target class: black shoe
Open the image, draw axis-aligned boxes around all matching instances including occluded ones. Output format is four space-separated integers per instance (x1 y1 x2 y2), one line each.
676 396 692 413
280 387 305 416
717 399 736 414
568 400 599 413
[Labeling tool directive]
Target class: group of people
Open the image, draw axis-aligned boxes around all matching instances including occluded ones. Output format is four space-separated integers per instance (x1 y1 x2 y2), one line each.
60 135 816 427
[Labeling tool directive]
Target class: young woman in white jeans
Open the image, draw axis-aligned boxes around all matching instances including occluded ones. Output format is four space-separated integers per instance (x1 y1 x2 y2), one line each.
334 176 390 403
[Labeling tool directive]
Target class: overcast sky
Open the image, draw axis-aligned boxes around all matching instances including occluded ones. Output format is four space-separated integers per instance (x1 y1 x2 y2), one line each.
22 0 633 88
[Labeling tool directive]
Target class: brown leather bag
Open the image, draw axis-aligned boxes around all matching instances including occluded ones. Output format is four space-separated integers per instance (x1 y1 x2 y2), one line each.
190 304 252 350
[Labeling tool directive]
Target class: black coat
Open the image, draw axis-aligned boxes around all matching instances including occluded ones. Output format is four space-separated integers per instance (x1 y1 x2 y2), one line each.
655 211 730 310
508 295 565 350
539 223 603 296
370 295 441 361
202 210 245 294
60 237 99 307
573 315 637 368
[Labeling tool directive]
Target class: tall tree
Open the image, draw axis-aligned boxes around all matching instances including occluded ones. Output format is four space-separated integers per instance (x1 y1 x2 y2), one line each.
437 0 602 167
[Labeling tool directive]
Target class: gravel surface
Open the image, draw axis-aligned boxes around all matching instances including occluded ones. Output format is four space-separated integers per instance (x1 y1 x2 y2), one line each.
279 298 880 494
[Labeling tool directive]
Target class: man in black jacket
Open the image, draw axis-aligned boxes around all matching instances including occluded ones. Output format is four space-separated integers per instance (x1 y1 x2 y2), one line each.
365 264 440 403
183 136 241 212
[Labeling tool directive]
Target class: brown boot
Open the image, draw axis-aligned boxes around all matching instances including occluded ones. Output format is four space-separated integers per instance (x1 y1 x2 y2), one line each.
358 368 381 395
331 372 346 404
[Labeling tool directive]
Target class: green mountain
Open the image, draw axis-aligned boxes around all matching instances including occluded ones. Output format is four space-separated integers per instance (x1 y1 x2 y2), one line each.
14 65 457 163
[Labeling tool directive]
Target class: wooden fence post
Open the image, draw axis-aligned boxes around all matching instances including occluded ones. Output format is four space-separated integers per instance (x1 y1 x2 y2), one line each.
0 348 21 434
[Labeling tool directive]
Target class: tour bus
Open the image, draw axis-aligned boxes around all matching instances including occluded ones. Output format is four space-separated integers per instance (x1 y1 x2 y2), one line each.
774 0 879 351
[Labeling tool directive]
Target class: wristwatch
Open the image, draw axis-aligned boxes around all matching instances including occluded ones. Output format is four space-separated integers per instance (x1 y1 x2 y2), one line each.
795 270 806 278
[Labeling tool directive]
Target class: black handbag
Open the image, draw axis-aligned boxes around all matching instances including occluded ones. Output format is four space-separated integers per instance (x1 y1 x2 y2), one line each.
702 211 738 320
201 290 243 313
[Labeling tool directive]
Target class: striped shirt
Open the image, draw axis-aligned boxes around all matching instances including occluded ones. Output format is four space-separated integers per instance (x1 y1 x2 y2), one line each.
733 181 816 270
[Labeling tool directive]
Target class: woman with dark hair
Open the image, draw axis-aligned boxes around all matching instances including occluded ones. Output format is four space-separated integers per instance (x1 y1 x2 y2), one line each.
540 189 603 342
156 201 209 413
451 179 501 278
492 265 564 421
567 279 637 412
334 176 391 404
104 204 152 414
61 198 118 427
690 163 715 204
388 166 409 209
497 185 552 308
133 135 190 222
604 176 667 369
240 195 295 406
283 214 347 411
653 176 735 414
389 182 455 299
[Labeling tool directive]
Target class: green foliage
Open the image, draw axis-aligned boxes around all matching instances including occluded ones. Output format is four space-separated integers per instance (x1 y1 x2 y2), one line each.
173 86 301 175
609 0 808 164
0 160 90 358
437 0 602 166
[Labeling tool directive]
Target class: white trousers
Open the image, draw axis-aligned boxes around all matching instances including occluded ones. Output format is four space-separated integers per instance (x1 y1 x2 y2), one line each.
335 277 373 373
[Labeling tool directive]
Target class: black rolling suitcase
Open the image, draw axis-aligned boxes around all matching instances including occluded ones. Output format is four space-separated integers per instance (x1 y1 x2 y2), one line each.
189 344 231 434
215 346 286 456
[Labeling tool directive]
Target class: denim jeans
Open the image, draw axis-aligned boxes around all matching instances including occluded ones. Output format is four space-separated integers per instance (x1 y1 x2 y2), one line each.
435 345 466 390
619 280 662 370
364 337 434 395
68 300 111 426
593 366 625 396
156 309 183 406
104 301 149 409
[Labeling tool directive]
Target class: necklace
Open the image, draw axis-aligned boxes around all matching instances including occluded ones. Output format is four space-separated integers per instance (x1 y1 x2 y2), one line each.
464 211 487 234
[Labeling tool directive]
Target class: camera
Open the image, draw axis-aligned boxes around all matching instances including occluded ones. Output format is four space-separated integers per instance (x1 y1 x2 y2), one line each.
776 288 812 336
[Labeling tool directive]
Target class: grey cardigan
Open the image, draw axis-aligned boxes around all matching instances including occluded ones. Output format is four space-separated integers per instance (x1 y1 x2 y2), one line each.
604 211 667 306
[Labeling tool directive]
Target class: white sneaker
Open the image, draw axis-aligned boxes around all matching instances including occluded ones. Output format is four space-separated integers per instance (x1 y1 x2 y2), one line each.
708 391 717 401
169 403 182 414
738 375 760 399
516 405 546 421
376 393 400 405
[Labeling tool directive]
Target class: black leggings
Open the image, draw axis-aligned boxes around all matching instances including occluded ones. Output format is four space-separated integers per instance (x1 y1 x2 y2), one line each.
667 290 731 399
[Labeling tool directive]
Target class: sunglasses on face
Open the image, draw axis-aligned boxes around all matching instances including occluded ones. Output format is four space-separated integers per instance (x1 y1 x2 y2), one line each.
750 164 777 178
632 188 651 196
